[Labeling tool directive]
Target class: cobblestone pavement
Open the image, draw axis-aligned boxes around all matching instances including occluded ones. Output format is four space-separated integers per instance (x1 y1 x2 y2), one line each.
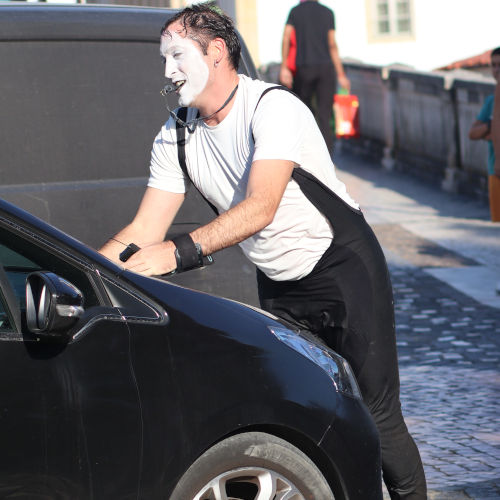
390 266 500 499
334 150 500 499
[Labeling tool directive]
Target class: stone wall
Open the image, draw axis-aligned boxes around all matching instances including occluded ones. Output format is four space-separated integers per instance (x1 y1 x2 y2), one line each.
343 62 496 201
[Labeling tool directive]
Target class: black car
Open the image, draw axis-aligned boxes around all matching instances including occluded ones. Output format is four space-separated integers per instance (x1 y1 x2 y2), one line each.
0 198 381 498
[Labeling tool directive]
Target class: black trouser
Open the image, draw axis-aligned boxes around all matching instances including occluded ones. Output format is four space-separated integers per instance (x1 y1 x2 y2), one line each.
293 63 336 153
257 168 427 499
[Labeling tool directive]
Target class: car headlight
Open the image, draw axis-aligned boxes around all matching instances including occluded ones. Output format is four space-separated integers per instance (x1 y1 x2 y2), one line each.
269 326 362 399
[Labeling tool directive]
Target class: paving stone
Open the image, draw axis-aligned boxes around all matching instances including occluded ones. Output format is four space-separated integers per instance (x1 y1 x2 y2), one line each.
442 353 464 360
385 264 500 497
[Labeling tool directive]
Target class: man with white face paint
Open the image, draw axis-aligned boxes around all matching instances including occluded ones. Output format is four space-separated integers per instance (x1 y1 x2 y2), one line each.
99 4 426 498
162 29 210 107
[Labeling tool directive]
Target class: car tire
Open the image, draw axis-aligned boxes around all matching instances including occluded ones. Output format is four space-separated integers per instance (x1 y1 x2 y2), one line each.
169 431 335 500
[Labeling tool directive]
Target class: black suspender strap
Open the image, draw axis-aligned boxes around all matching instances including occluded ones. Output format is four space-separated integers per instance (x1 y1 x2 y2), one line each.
175 107 190 178
175 107 219 215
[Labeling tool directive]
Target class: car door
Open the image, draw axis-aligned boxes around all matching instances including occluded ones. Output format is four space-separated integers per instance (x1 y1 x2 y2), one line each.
0 222 143 500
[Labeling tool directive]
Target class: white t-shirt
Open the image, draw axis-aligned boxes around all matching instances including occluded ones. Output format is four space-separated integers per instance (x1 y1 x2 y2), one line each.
148 74 359 281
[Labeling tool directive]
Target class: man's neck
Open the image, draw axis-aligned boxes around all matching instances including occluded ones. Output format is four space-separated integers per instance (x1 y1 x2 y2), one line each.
198 72 240 126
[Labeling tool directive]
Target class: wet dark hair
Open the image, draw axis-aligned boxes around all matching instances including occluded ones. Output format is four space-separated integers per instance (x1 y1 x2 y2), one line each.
162 2 241 71
492 47 500 58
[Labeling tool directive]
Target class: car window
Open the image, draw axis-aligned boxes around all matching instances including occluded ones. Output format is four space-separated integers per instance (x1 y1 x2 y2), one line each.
0 226 100 332
0 243 41 303
0 289 14 332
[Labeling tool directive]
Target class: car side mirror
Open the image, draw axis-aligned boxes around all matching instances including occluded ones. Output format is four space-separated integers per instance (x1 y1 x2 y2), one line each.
26 271 84 340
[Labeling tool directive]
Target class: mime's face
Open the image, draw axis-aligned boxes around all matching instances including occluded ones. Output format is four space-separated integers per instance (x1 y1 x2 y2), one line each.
161 24 210 107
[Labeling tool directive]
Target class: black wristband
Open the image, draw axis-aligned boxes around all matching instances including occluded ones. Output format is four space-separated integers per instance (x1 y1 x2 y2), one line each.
171 234 203 272
119 243 141 262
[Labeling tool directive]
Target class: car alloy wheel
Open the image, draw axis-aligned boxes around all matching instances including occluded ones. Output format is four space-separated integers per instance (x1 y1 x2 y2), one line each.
193 466 304 499
170 432 335 500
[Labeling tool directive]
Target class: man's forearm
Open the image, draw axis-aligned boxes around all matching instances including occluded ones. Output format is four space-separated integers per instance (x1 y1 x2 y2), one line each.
280 24 294 89
328 30 349 90
469 121 491 141
99 188 185 264
190 194 274 255
329 47 343 77
119 195 275 277
119 161 292 277
99 222 164 263
190 158 294 256
281 24 292 66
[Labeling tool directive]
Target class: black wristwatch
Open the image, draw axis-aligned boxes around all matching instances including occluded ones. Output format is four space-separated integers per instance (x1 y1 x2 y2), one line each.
172 234 214 272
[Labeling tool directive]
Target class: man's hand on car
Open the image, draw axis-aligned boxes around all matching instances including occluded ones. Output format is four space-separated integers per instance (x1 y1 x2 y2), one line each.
123 240 177 276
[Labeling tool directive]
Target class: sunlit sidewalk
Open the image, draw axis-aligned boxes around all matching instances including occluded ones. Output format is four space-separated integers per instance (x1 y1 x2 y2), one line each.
334 149 500 310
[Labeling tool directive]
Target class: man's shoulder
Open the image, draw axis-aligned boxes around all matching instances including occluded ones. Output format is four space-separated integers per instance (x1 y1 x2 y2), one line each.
239 74 283 100
476 94 495 122
289 1 334 28
236 76 303 116
251 84 304 118
316 2 334 12
312 2 334 21
294 1 333 14
288 3 300 17
481 94 495 114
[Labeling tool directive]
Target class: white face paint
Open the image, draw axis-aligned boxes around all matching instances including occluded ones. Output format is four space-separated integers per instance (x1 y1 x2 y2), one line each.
160 29 210 107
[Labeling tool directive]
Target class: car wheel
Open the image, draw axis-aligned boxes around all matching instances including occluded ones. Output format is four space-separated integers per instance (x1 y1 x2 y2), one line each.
170 431 335 500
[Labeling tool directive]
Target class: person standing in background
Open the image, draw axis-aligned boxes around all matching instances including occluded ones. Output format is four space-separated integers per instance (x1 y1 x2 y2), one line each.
280 0 350 154
469 46 500 222
493 60 500 185
492 65 500 295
